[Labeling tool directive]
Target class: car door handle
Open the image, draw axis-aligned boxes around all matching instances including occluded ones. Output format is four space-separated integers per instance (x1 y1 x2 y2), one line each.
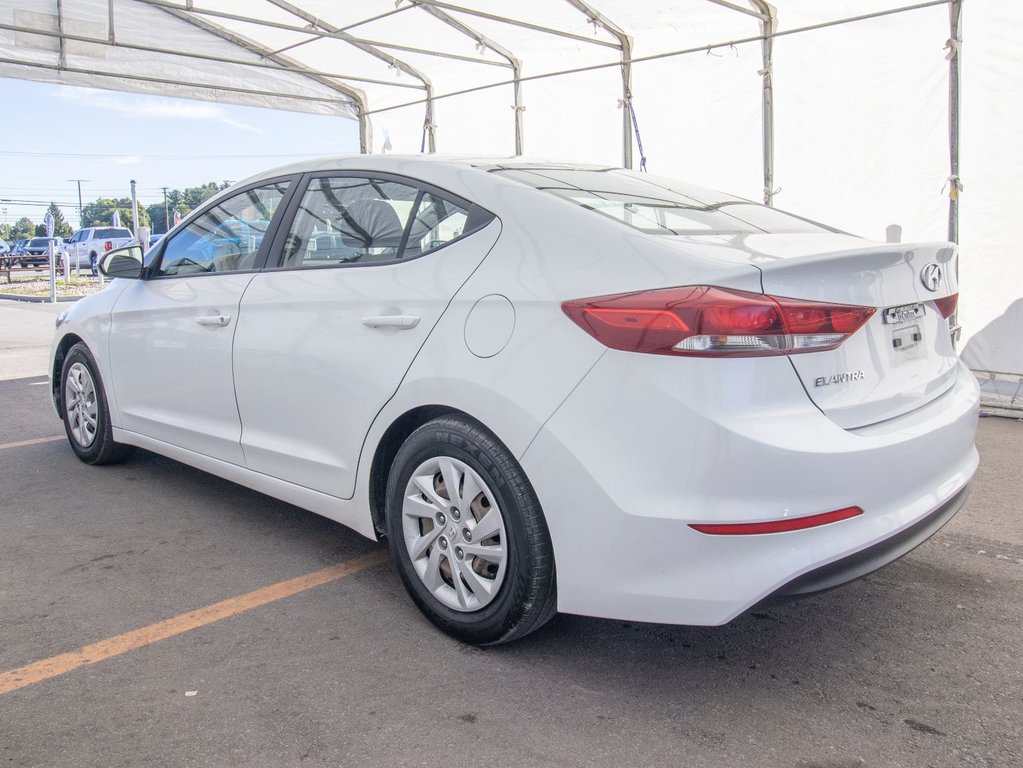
196 314 231 327
361 314 421 330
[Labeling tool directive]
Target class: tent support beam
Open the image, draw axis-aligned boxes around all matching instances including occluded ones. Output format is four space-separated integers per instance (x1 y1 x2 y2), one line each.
56 0 66 70
564 1 633 169
751 1 776 205
411 1 619 49
707 0 769 20
265 0 435 153
0 22 424 89
411 1 524 156
349 38 510 68
138 1 370 152
0 57 355 109
948 0 962 243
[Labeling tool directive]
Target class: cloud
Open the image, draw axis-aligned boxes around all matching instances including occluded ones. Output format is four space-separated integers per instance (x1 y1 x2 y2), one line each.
55 87 264 134
112 155 143 166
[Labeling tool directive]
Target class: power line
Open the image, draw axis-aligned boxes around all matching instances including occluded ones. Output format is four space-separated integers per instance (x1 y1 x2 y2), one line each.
0 150 332 159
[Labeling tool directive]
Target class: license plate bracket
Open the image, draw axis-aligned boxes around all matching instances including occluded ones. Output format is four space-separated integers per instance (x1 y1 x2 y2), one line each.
883 302 925 325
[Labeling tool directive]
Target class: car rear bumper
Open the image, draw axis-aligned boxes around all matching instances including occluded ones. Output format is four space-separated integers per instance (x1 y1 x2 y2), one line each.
761 482 969 603
520 353 980 626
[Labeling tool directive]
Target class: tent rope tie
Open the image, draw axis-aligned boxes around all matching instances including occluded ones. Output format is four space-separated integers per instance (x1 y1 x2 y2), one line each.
943 175 964 200
420 120 436 153
619 92 648 172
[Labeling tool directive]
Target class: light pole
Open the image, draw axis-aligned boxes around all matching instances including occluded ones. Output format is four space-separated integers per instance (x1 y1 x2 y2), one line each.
67 179 89 229
162 186 170 232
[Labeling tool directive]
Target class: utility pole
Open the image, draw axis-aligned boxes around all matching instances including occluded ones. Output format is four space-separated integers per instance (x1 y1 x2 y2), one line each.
67 179 89 229
161 186 170 232
130 179 139 238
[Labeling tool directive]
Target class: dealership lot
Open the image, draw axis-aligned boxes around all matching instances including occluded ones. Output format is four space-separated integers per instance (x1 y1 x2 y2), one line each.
0 300 1020 768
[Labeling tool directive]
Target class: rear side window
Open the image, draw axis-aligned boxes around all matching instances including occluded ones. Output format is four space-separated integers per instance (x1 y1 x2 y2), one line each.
402 193 470 259
491 167 833 236
281 178 418 268
278 176 486 270
94 228 132 239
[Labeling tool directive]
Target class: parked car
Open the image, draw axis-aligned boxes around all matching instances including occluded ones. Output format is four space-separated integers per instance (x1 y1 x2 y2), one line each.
11 239 30 262
49 157 978 645
64 226 134 272
20 237 66 267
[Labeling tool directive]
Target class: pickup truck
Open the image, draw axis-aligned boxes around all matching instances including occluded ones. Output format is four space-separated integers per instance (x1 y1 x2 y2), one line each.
64 227 134 273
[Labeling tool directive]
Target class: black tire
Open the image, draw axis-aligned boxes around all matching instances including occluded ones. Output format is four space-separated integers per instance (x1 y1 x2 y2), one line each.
384 416 557 645
59 342 132 465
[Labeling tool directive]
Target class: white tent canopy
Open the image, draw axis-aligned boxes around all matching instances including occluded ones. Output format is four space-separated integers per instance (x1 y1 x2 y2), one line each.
2 1 1020 402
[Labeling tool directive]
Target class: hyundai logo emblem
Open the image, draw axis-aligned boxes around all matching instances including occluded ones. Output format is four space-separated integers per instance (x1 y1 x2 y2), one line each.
920 262 943 292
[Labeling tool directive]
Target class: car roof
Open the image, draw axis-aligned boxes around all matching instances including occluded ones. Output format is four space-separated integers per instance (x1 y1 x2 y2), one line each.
239 155 620 186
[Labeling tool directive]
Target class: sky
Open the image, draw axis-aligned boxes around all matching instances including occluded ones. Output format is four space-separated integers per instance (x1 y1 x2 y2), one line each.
1 78 361 231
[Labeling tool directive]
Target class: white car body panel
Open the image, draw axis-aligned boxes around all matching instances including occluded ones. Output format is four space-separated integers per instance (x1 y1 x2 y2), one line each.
521 353 979 624
107 274 255 465
233 221 502 499
48 156 979 629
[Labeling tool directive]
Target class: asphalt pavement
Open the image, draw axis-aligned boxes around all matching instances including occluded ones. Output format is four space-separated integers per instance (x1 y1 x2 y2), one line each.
0 298 1020 768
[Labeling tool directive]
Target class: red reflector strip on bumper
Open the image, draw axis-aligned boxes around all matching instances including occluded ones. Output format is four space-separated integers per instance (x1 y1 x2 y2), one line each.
688 506 863 535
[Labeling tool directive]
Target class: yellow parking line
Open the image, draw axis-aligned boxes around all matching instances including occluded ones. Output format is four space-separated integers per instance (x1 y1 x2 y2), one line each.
0 550 388 695
0 435 65 450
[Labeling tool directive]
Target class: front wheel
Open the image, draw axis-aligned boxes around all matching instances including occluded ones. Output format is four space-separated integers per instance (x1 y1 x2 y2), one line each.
385 416 557 645
60 343 132 465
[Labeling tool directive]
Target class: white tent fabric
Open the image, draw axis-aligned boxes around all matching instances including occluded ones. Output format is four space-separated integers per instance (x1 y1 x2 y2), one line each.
1 0 1020 386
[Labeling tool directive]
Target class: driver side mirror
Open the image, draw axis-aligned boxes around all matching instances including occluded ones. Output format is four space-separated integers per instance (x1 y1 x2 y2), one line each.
98 245 144 279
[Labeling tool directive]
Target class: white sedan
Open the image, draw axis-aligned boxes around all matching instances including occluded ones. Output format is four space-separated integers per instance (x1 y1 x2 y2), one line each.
50 156 979 644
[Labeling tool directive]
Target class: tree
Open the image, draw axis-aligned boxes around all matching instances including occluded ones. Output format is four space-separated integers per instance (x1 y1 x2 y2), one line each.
80 198 151 232
144 181 228 234
11 217 35 240
43 202 74 239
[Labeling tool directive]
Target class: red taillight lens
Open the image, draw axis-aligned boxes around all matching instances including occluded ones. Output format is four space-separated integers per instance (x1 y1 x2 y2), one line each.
104 241 113 252
934 293 958 319
688 506 863 535
562 286 875 357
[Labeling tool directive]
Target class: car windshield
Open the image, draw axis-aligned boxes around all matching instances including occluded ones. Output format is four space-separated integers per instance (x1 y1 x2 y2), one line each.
28 238 57 247
489 165 834 236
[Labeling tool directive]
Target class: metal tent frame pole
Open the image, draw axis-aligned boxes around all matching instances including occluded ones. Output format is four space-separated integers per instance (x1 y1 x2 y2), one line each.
749 1 777 205
948 0 963 243
565 1 633 169
265 0 436 153
411 1 525 156
140 0 370 150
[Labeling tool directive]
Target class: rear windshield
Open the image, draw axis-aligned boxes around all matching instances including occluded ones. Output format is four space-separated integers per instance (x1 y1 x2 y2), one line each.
489 166 834 236
94 228 132 239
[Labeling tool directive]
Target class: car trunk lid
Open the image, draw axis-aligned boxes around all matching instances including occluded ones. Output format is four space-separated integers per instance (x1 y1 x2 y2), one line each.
744 234 960 429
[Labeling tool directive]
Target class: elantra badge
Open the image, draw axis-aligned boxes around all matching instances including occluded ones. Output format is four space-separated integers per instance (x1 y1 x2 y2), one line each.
920 263 943 292
814 370 865 387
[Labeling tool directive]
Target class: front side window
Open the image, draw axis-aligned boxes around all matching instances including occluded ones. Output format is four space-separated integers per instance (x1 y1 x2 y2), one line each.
280 177 418 268
156 181 289 277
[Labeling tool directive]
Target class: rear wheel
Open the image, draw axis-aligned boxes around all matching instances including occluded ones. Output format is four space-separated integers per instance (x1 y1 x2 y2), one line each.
385 416 556 645
60 343 132 465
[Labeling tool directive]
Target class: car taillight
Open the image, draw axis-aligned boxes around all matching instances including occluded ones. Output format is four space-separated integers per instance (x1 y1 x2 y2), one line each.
562 286 875 357
934 293 958 319
104 241 113 252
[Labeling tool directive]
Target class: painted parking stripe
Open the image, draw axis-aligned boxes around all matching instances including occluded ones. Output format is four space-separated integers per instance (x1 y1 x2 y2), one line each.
0 550 388 695
0 435 64 450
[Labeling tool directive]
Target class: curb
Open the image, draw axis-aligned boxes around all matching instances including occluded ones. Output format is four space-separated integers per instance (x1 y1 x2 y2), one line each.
0 294 82 304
